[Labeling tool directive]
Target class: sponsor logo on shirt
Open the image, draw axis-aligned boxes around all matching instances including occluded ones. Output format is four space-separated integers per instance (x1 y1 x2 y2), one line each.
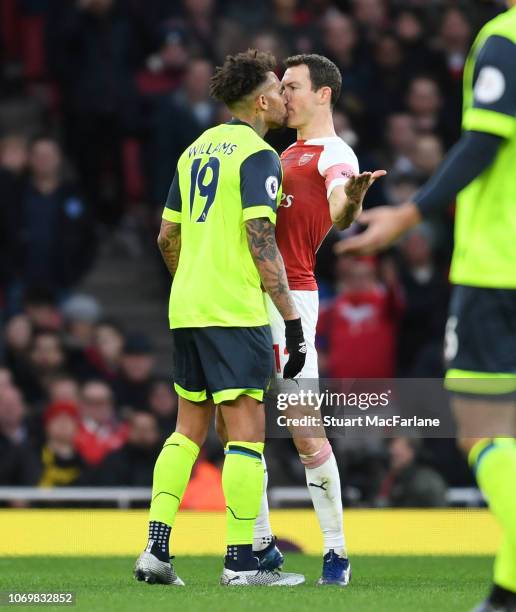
279 193 294 208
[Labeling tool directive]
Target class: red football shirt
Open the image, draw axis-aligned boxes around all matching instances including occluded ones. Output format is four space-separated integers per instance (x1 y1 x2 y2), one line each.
277 136 359 290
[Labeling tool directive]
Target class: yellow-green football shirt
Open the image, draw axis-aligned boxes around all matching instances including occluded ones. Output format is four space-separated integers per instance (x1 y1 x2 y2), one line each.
163 119 282 328
450 6 516 288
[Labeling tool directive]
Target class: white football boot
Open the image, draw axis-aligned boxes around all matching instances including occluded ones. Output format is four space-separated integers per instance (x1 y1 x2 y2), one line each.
134 551 185 586
220 567 305 586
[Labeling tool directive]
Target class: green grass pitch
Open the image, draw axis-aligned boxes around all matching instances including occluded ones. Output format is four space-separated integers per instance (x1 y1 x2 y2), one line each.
0 555 492 612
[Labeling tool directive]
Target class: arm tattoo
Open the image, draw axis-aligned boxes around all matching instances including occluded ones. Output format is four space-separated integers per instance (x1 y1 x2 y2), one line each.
246 218 297 320
157 220 181 277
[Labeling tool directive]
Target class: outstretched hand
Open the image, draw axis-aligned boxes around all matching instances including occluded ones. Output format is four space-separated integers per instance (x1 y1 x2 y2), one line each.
334 202 422 256
344 170 387 205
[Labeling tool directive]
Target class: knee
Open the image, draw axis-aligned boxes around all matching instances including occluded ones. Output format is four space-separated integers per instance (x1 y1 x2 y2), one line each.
294 436 328 458
174 423 208 449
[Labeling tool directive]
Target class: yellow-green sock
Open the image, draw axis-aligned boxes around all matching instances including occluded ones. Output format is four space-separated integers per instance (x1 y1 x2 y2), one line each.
222 441 264 570
149 432 200 525
469 438 516 592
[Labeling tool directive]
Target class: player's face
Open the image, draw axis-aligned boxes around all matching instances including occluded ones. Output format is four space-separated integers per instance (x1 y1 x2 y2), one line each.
282 64 320 129
260 72 288 129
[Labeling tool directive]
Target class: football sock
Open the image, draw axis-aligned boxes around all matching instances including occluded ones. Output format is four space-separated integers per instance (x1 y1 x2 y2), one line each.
489 583 516 607
470 438 516 592
223 441 264 570
146 521 171 562
148 431 199 528
302 445 347 557
253 455 274 552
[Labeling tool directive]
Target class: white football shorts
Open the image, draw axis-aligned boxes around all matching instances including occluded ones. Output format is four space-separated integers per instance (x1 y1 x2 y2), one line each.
265 290 319 380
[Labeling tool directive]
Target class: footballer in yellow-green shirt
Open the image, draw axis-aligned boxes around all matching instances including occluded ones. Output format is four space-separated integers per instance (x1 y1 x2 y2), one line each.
337 4 516 610
134 50 307 588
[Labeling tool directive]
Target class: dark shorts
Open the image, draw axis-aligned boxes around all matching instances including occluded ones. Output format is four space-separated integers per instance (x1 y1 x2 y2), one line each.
444 285 516 395
172 325 274 404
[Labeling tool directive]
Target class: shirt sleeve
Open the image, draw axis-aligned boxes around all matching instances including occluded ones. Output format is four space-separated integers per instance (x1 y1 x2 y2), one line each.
317 138 359 199
240 149 282 224
463 34 516 138
162 170 182 223
414 131 502 218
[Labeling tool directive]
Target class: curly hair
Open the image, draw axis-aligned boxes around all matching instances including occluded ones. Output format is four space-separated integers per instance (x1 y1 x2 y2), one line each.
210 49 276 107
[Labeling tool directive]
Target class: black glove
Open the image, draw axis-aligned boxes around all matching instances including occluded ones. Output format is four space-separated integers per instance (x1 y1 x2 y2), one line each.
283 318 307 379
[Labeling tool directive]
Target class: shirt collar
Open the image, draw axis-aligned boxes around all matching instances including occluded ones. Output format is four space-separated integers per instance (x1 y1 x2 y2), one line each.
226 118 255 130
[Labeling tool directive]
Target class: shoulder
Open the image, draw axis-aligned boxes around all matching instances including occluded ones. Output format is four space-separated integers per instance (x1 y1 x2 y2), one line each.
241 148 281 173
307 137 359 175
485 9 516 44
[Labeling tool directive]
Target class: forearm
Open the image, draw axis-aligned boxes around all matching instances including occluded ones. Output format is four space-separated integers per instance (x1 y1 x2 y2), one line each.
157 220 181 277
245 218 298 321
414 131 502 217
329 186 362 230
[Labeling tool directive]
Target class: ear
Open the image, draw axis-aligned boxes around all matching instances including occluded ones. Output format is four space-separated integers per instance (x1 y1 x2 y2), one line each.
256 93 268 111
319 86 332 106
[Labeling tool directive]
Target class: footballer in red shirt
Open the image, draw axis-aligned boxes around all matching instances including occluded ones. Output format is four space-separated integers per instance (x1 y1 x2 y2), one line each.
256 54 386 586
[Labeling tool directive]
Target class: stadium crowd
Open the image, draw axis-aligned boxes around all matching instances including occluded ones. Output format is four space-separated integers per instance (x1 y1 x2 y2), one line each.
1 0 501 505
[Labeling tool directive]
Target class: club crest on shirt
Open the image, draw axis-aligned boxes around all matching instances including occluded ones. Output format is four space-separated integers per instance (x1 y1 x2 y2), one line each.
298 153 315 166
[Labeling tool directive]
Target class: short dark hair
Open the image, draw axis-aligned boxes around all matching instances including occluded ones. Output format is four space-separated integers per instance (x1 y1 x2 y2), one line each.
210 49 276 107
284 54 342 108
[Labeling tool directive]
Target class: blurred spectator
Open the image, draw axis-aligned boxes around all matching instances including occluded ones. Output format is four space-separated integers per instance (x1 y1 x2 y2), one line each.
0 135 29 305
92 411 161 485
61 294 102 378
113 333 155 411
376 437 447 507
266 0 319 56
46 374 80 405
147 379 178 438
0 368 14 389
351 0 388 42
396 226 449 376
370 32 406 117
317 255 405 378
46 0 147 225
438 8 472 81
147 57 215 206
38 401 85 487
80 320 125 382
4 314 33 376
250 31 289 63
75 380 128 465
12 329 66 404
62 294 102 347
321 10 371 137
395 9 449 87
23 287 62 330
410 134 445 183
387 174 419 206
405 76 457 147
179 0 241 60
0 384 30 444
0 134 29 176
0 385 39 486
137 23 189 97
5 135 95 313
381 113 417 180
